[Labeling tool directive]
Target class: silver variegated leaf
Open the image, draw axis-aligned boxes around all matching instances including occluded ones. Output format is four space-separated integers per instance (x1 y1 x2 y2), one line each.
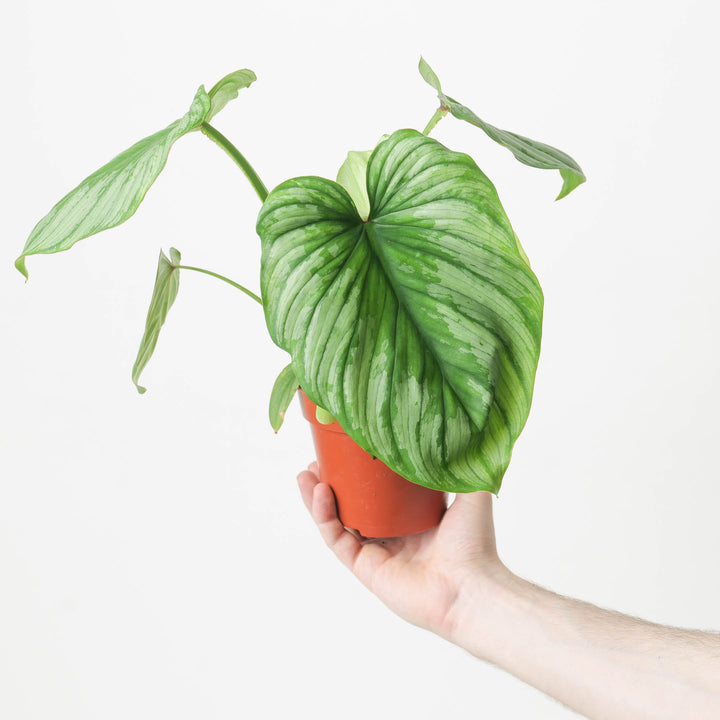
419 57 586 200
16 88 210 279
257 129 543 494
16 69 257 279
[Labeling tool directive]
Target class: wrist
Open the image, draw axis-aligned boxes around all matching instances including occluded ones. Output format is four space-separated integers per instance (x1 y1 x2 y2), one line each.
442 560 523 662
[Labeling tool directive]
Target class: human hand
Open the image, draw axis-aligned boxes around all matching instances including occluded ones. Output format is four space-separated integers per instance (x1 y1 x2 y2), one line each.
300 464 720 720
297 462 508 642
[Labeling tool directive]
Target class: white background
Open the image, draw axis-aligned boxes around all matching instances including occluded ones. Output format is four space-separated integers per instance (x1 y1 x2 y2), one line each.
1 1 719 717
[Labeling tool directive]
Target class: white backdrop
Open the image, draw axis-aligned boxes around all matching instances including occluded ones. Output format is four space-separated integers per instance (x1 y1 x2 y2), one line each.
2 1 719 718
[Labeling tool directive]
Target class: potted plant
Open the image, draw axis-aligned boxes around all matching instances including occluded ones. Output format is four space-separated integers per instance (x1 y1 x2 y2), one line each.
16 59 584 537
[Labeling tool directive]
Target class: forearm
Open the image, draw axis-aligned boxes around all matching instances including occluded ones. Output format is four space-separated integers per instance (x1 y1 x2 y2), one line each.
448 566 720 719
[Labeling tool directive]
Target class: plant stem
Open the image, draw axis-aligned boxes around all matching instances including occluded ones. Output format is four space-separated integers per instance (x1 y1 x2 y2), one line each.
422 106 448 136
177 264 263 305
200 123 269 202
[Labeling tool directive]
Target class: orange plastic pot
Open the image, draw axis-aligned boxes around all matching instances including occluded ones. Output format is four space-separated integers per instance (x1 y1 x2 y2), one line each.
299 391 447 537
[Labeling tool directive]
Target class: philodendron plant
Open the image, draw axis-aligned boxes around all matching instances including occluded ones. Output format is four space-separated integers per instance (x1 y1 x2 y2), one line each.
17 59 584 495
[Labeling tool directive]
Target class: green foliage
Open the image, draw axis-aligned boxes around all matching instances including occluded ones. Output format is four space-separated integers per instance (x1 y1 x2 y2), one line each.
336 149 372 219
269 364 300 432
206 69 257 123
132 248 182 394
419 57 585 199
16 70 255 278
315 406 336 425
257 130 544 493
17 61 584 490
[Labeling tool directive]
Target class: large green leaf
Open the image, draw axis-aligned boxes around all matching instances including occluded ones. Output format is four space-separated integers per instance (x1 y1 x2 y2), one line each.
132 248 182 394
419 58 585 200
257 129 543 494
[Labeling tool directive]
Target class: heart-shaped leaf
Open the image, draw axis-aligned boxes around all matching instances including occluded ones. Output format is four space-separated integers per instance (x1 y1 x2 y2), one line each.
419 58 585 200
132 247 182 393
257 129 543 494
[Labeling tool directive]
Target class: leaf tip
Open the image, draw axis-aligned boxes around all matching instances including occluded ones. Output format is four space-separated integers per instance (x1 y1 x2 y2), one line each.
205 69 258 123
418 57 442 94
272 411 286 434
15 255 29 281
555 169 586 201
271 410 286 433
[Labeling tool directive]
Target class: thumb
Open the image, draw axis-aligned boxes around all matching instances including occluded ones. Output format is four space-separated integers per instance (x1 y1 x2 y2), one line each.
450 490 495 520
442 490 497 557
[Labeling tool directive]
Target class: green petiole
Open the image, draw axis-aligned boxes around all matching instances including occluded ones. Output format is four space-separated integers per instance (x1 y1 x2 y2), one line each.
178 264 263 305
200 123 269 202
421 106 448 136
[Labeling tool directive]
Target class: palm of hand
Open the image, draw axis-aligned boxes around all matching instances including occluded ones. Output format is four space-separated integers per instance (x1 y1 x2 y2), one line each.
298 463 499 638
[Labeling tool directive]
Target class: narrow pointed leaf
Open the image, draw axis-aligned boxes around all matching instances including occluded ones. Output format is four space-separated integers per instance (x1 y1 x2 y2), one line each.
419 58 585 200
258 129 543 494
418 56 442 93
16 87 211 279
269 364 299 432
206 69 257 123
336 149 372 220
132 248 182 393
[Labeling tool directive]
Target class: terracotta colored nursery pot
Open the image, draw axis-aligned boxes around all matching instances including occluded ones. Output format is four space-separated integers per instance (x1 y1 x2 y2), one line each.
299 391 447 537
